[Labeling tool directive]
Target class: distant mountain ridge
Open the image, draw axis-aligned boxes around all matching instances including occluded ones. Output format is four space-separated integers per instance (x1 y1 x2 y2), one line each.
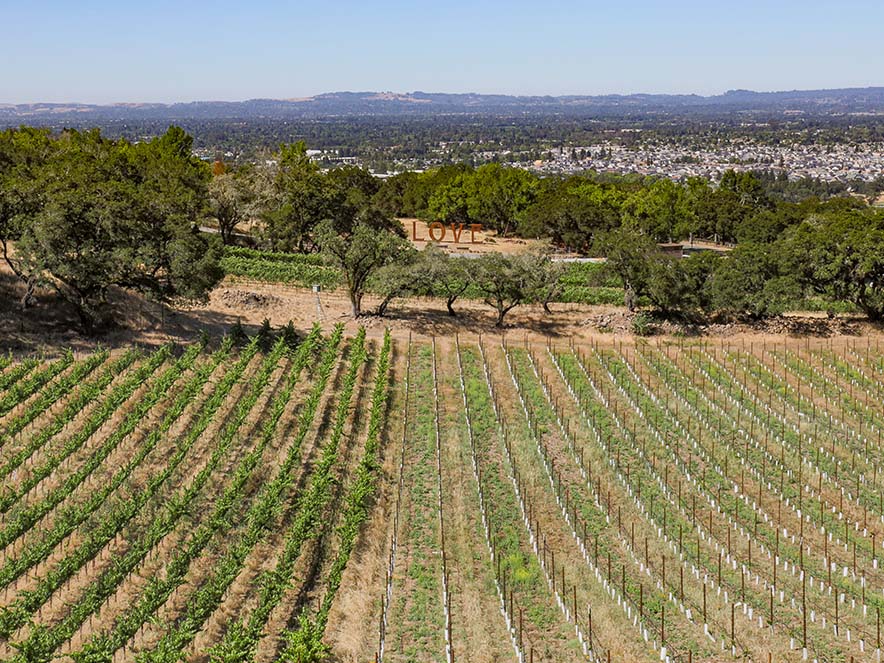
3 87 884 122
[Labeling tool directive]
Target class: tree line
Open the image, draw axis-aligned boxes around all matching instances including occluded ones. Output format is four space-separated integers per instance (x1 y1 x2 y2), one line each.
2 126 883 334
374 164 869 246
595 216 884 321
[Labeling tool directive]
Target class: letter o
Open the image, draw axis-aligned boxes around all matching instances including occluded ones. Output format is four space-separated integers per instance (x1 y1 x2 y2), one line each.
428 221 446 242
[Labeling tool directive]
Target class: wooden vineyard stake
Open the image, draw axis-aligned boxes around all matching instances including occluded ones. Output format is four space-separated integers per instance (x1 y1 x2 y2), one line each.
802 570 807 650
703 582 707 624
519 608 524 652
661 604 665 643
731 602 735 650
835 589 839 634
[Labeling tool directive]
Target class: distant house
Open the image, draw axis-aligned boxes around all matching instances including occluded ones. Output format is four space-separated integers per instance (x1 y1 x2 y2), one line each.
657 243 684 257
657 242 733 258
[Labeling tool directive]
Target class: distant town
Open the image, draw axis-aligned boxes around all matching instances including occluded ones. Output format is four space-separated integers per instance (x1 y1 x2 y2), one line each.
275 136 884 184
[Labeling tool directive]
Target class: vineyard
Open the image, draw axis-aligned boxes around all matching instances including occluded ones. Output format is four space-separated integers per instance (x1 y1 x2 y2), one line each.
1 331 883 663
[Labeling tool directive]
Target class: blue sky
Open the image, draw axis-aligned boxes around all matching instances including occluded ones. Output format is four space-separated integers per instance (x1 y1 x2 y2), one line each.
3 0 883 103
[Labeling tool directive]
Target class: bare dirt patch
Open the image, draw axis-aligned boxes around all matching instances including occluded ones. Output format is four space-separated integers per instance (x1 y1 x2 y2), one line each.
217 289 282 310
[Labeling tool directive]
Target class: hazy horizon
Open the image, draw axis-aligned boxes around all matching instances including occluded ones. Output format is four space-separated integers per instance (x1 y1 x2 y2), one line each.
5 84 884 107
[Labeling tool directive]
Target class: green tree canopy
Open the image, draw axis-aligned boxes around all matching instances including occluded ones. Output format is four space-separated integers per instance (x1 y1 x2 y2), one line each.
521 250 565 314
646 251 720 317
427 173 471 225
783 209 884 320
463 163 537 235
593 226 657 311
315 220 411 317
0 127 54 305
207 165 264 244
518 179 622 252
706 243 797 319
427 164 537 235
8 126 222 333
261 141 342 252
474 252 531 326
411 243 471 316
622 178 683 243
369 245 420 316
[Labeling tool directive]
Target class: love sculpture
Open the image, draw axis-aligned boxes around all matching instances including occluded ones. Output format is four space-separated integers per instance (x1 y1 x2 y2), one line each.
411 221 483 243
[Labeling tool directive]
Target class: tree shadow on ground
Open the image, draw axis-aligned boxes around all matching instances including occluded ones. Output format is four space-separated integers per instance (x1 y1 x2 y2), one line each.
0 276 245 354
370 301 576 340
